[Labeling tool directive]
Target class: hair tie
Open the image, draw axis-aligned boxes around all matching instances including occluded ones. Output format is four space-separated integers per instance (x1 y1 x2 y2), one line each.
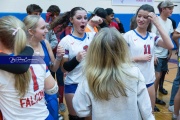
11 27 21 35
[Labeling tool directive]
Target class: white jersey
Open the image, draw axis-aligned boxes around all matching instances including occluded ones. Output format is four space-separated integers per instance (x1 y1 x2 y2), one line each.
0 61 50 120
151 16 173 58
58 32 95 85
123 30 161 84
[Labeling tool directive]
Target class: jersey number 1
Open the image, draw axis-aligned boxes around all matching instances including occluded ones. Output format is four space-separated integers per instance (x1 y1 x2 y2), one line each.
144 44 151 54
30 66 39 91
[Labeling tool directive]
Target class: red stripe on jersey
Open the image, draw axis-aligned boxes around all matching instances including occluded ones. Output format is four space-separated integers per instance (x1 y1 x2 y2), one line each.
30 66 39 91
154 36 159 42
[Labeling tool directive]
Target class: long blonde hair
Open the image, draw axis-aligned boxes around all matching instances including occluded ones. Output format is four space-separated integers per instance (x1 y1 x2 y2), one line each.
85 27 133 100
0 16 31 97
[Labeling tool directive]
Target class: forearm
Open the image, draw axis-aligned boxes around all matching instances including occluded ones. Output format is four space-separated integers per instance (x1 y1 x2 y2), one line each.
0 46 34 74
63 57 80 72
157 24 174 49
49 58 61 72
173 32 180 40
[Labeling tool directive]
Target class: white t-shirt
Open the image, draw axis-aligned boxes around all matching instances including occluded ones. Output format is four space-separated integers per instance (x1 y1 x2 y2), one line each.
73 65 155 120
58 32 95 85
151 16 173 58
0 62 50 120
175 22 180 56
123 30 160 84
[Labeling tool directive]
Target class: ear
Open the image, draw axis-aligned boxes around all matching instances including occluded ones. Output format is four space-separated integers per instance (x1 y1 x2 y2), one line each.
28 29 34 36
69 17 73 24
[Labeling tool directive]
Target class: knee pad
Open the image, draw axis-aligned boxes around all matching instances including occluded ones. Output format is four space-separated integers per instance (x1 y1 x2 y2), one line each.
45 83 58 95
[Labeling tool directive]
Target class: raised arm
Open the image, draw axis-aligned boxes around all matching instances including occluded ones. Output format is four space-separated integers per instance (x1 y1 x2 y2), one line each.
148 12 173 49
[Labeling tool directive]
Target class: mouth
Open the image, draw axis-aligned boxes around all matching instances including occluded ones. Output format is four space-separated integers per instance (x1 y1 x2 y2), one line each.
80 25 85 29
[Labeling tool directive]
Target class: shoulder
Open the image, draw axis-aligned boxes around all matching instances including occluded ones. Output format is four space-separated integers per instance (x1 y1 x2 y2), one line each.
86 32 96 39
123 30 134 40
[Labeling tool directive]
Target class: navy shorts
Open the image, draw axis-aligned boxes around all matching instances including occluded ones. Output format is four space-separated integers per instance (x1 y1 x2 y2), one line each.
65 84 78 94
146 82 154 88
155 58 168 72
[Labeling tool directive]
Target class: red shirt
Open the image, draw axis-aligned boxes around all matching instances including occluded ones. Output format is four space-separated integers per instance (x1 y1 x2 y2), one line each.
109 21 119 30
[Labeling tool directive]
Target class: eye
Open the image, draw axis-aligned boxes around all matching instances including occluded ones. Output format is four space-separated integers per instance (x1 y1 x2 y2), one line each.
77 17 82 20
84 17 88 20
144 16 148 19
137 15 141 18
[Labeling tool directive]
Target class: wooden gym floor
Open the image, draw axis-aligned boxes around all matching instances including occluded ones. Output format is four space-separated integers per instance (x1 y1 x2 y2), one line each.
61 50 178 120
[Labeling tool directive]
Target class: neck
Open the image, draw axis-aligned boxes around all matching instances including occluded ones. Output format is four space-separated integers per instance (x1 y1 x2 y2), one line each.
0 44 12 54
160 14 167 21
72 31 85 38
136 27 147 36
27 37 40 50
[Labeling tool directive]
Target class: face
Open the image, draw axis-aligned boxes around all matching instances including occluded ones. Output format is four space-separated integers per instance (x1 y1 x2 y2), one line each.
162 7 174 17
32 17 48 41
107 14 114 23
136 10 151 29
70 10 88 35
50 12 60 21
30 12 41 16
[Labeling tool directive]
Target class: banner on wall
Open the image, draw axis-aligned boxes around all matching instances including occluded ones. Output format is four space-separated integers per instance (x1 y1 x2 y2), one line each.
112 0 154 6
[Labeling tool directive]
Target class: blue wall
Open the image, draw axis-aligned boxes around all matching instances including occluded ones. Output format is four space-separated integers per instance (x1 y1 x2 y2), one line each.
0 13 179 32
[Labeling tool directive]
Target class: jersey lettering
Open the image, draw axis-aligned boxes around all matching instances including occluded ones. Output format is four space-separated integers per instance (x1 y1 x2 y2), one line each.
144 44 151 54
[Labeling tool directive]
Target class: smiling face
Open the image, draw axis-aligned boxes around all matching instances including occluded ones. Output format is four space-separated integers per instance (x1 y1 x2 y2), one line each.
33 17 48 41
136 10 151 30
70 10 88 36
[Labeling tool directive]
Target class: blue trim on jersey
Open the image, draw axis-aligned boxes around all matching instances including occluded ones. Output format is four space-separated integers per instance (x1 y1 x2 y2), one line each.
69 33 87 41
133 29 149 40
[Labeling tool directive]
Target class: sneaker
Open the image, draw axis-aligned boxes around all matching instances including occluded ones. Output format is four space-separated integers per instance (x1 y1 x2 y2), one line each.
154 105 160 112
156 98 166 105
172 114 177 120
169 105 174 112
159 88 168 95
58 113 63 120
59 103 66 112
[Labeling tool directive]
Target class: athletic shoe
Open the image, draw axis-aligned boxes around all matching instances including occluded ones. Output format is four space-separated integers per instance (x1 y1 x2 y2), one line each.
169 105 174 112
58 113 63 120
154 105 160 112
159 88 168 95
156 98 166 105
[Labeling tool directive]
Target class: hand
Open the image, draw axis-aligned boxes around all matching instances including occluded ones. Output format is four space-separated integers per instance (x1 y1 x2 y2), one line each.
147 12 159 26
140 54 152 62
167 53 172 61
76 50 86 62
154 56 158 65
56 46 65 60
91 16 103 24
114 18 120 23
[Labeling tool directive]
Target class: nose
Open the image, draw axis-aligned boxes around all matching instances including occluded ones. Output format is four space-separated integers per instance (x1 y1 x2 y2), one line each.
45 28 48 33
139 16 144 21
81 18 87 23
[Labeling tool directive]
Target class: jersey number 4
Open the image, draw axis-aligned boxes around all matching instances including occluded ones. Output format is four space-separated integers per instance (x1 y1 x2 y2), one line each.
30 66 39 91
144 45 151 54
